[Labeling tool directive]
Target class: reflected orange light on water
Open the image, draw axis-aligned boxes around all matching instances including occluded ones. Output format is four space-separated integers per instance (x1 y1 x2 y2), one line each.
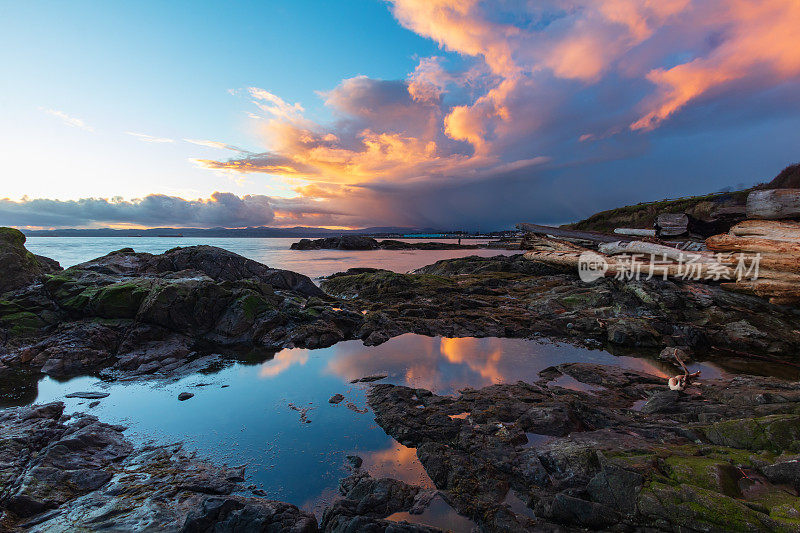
361 441 435 489
258 348 309 378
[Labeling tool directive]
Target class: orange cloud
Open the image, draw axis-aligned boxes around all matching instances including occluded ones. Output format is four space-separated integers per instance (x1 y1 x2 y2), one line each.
390 0 520 77
259 348 309 378
189 0 800 229
632 0 800 130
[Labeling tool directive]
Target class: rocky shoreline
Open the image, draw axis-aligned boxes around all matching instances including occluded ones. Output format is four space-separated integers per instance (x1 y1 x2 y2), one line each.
290 235 481 251
2 226 800 531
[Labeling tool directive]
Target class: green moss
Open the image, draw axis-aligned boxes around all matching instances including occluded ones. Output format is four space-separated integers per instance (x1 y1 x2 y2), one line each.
663 454 741 496
701 415 800 454
93 280 154 318
239 293 270 319
0 310 45 336
624 284 658 305
46 274 158 319
560 291 606 309
0 227 26 247
640 481 790 532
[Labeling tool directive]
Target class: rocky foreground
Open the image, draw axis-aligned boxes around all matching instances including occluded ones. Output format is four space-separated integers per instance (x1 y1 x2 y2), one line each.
0 401 444 532
368 363 800 531
2 365 800 532
3 227 800 531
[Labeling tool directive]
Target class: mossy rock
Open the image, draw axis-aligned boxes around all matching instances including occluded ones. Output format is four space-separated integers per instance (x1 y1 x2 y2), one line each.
700 415 800 454
0 227 47 294
321 271 455 299
662 453 742 497
638 481 795 532
93 280 156 318
45 274 157 319
0 310 46 337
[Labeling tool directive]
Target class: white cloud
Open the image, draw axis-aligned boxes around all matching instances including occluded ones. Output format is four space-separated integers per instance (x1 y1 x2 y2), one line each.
125 132 174 143
184 139 251 153
40 108 94 132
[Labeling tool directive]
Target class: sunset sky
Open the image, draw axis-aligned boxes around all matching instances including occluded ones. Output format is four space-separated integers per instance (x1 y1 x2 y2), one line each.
2 0 799 230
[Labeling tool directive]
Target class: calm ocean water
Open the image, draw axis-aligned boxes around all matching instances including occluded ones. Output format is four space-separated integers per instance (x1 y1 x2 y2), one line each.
24 237 516 279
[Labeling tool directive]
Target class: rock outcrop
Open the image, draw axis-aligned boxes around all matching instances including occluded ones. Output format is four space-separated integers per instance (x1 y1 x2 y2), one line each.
322 254 800 356
291 236 478 251
292 236 381 250
0 241 363 382
0 228 61 294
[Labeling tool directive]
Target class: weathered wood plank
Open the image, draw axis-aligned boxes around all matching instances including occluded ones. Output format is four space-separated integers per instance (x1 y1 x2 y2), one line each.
613 228 656 237
730 219 800 242
746 189 800 220
598 241 718 263
706 234 800 254
517 223 635 243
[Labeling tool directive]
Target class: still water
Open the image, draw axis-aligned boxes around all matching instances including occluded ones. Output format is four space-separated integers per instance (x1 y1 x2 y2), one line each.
30 334 720 524
24 237 515 278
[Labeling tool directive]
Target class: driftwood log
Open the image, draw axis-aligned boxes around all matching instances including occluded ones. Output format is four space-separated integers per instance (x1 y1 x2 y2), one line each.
655 213 689 237
730 219 800 242
598 241 718 264
517 223 635 245
706 234 800 255
707 219 800 305
746 189 800 220
613 228 656 237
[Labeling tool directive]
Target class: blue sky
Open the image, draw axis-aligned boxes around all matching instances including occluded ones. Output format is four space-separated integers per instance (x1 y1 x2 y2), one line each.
1 1 800 229
1 1 439 200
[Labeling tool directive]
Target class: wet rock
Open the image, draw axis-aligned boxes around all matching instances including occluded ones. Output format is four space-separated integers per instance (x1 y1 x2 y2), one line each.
543 492 618 528
178 392 194 401
346 455 363 469
0 402 321 532
659 345 692 362
289 403 313 423
291 236 380 250
761 457 800 489
350 374 388 383
346 402 368 414
181 496 318 533
321 471 442 532
0 245 364 383
64 391 110 399
329 393 345 404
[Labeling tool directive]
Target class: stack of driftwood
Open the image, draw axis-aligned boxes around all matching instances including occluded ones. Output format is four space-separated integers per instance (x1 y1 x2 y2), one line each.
706 190 800 305
520 189 800 305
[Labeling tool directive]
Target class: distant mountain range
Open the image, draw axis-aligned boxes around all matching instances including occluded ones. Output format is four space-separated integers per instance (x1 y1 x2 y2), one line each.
21 226 458 238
